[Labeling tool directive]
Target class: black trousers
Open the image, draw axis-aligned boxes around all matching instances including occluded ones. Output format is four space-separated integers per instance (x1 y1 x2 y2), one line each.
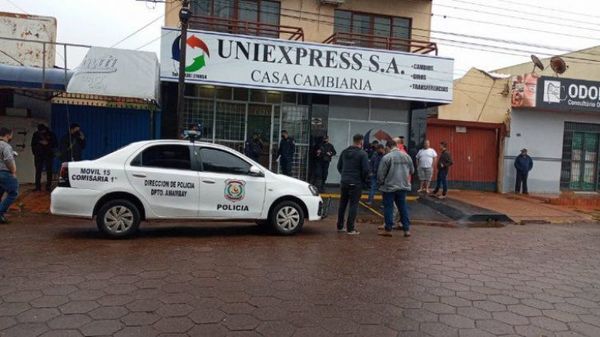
280 157 292 176
315 161 330 191
337 183 362 232
34 155 54 190
515 171 528 194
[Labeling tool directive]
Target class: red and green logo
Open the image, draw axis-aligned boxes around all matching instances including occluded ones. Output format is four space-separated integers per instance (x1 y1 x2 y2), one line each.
171 34 210 72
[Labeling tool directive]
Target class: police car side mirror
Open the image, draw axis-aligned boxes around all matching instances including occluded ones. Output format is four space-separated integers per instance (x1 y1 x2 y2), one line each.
249 165 264 177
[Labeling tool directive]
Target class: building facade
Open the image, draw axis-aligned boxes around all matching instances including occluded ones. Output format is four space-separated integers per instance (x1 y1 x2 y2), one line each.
160 0 453 182
438 47 600 194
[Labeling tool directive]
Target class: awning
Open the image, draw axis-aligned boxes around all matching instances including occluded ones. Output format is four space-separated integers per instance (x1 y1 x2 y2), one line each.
0 63 72 90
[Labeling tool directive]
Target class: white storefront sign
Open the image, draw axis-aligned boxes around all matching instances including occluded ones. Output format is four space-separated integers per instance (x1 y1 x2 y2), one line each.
160 27 454 103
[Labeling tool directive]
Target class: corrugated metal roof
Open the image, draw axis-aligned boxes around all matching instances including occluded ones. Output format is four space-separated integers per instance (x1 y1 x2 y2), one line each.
0 63 72 90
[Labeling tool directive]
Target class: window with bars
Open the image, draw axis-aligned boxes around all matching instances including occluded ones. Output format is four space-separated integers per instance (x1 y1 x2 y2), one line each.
560 122 600 191
334 9 412 51
191 0 281 37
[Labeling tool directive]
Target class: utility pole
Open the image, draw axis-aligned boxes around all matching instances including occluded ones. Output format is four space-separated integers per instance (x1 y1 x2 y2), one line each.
176 0 192 136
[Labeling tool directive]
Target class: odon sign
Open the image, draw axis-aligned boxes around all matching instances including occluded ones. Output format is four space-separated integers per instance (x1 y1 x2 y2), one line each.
160 27 454 103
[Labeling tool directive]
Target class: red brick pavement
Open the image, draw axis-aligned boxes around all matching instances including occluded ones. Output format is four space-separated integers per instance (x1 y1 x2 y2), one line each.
0 214 599 337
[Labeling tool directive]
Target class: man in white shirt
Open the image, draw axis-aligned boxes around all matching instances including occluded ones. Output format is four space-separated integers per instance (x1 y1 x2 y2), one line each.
416 140 437 194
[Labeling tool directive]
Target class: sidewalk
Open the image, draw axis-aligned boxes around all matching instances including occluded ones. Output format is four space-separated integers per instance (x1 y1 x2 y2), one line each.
448 190 595 224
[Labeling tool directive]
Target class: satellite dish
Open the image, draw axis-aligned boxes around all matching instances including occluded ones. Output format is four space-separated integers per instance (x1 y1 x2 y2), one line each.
531 55 545 73
550 56 568 76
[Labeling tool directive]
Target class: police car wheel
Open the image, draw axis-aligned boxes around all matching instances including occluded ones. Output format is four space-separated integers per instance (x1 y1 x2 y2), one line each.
96 199 141 238
271 201 304 235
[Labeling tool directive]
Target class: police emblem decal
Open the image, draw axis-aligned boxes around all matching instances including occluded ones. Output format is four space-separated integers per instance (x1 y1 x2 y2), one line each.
224 179 246 202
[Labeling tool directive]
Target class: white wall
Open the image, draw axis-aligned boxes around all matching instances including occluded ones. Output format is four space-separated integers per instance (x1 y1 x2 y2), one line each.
502 109 600 193
327 96 410 184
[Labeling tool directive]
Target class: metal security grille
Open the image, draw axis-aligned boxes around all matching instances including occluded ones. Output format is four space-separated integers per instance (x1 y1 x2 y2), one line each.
180 86 312 181
183 98 214 141
280 105 310 180
561 122 600 191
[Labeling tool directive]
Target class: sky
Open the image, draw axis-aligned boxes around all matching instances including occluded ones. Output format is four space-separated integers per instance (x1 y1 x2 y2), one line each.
2 0 600 78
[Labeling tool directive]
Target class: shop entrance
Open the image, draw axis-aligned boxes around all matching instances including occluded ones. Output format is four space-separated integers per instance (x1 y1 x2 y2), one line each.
569 132 598 191
183 87 311 181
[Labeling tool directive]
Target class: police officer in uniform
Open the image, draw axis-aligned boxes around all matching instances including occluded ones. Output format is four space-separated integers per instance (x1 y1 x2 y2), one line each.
315 135 336 191
277 130 295 176
244 133 263 162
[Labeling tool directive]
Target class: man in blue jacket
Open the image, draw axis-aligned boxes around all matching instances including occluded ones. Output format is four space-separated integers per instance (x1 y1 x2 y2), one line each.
514 148 533 194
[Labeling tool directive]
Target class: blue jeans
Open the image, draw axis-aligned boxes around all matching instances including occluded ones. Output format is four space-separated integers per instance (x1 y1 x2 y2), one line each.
433 169 448 196
383 190 410 232
368 175 378 203
0 171 19 216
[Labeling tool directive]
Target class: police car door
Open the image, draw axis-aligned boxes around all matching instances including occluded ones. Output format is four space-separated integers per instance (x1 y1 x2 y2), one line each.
197 147 266 219
127 144 199 218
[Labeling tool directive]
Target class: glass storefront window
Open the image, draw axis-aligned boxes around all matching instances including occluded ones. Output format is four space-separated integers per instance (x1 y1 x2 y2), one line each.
250 89 267 103
233 88 249 101
266 91 281 104
216 86 233 100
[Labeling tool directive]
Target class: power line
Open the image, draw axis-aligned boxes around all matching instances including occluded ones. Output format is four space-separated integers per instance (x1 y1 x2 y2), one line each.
2 0 27 13
494 0 600 21
434 0 600 34
110 13 166 48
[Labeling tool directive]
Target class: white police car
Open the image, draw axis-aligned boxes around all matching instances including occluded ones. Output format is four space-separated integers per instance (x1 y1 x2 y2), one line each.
50 140 325 238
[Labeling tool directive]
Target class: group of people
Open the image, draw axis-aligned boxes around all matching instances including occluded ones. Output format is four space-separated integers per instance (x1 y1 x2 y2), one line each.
337 134 454 237
244 130 297 177
0 124 85 224
30 123 86 192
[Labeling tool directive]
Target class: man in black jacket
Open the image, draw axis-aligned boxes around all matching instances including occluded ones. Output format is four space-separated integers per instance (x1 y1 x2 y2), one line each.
31 124 57 191
60 123 86 162
315 136 336 192
431 141 453 199
277 130 295 176
336 134 369 235
514 148 534 194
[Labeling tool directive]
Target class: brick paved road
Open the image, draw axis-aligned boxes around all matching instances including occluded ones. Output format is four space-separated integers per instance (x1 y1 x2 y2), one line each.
0 215 599 337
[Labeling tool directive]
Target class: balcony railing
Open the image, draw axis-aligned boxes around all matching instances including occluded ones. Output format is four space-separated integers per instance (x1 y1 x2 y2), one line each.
323 32 438 55
189 15 304 41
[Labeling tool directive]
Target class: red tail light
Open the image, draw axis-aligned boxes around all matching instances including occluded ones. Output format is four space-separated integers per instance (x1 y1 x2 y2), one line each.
58 163 70 187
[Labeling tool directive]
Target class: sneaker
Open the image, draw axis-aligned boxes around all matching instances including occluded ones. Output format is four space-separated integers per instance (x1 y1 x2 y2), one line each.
378 230 392 237
0 215 8 224
438 195 446 200
404 231 411 237
347 230 360 235
337 228 346 233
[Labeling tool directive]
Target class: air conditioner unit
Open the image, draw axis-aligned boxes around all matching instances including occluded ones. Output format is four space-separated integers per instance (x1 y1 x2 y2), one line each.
320 0 345 5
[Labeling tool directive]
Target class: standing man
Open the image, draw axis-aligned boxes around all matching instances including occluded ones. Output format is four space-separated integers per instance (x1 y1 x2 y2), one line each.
31 124 57 192
366 140 379 159
277 130 295 176
431 141 453 199
315 136 336 191
378 140 414 237
397 136 408 154
367 144 384 205
0 128 18 224
245 133 263 162
514 148 533 194
416 140 437 194
337 134 369 235
60 123 86 162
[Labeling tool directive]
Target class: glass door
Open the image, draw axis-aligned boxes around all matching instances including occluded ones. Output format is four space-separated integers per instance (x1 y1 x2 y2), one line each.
279 105 310 180
570 132 599 191
247 104 273 169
